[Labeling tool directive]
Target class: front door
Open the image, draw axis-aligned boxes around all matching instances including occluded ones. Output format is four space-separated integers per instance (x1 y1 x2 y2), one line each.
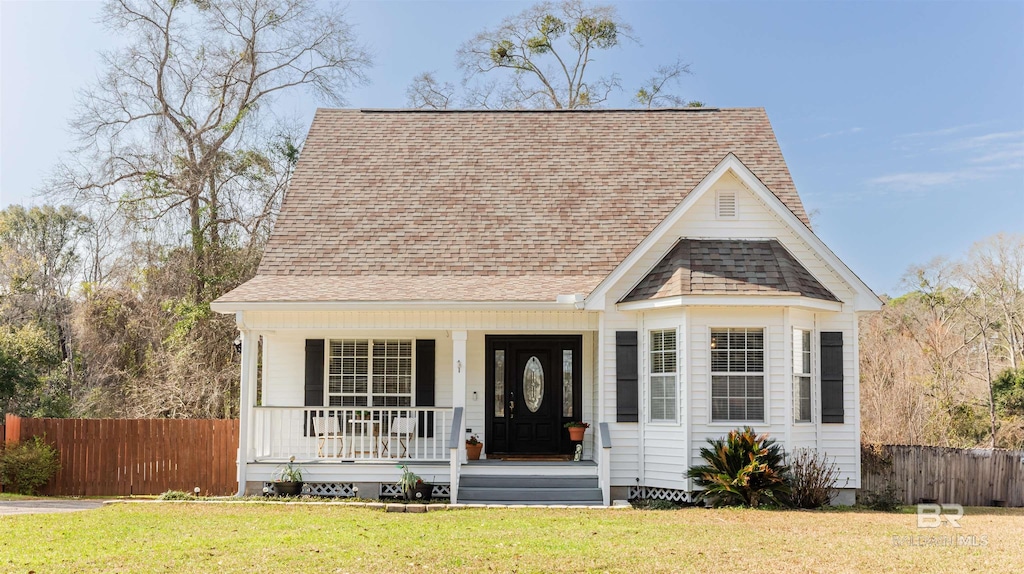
486 335 582 455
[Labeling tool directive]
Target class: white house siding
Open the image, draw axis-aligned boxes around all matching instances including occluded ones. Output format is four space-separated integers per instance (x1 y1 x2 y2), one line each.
639 308 688 489
686 307 790 476
599 307 642 485
815 312 860 488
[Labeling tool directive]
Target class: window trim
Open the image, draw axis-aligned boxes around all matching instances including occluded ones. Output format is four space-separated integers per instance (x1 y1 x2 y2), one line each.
793 327 813 424
708 326 766 424
324 338 417 408
647 327 680 424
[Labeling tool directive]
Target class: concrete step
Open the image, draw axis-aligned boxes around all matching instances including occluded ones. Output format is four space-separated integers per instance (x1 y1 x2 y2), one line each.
457 471 603 504
460 500 604 507
460 475 599 489
458 486 603 503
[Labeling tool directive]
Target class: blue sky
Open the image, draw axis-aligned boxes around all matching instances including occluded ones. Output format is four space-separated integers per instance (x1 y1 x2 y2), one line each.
1 0 1022 295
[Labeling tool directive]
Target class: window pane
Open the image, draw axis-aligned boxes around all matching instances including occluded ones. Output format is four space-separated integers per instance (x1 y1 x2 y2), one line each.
747 398 764 421
523 356 544 413
712 398 728 420
710 329 766 422
649 330 678 421
495 350 505 417
747 351 764 372
711 350 729 371
801 330 812 373
711 375 728 397
563 350 573 417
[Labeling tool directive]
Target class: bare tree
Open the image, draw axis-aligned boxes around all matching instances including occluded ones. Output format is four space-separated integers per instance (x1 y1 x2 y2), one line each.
456 0 630 109
406 72 456 109
633 59 701 109
53 0 370 301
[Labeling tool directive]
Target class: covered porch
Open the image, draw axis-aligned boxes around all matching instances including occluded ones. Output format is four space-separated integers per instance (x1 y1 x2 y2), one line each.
229 309 609 503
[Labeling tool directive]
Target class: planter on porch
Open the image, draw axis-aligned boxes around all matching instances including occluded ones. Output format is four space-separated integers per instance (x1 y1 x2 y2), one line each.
565 422 590 442
466 435 483 460
408 482 433 502
274 481 303 496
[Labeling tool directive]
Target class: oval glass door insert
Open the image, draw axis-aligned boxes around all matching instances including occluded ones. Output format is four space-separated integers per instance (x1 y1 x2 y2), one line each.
523 356 544 412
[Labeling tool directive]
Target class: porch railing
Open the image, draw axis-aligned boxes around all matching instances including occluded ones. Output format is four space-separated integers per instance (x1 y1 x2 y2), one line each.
252 407 453 462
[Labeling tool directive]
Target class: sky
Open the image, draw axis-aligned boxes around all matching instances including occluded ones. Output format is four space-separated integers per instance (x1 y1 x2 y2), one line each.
1 0 1022 296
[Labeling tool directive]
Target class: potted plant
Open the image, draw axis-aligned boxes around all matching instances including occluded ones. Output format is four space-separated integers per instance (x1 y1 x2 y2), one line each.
564 421 590 442
397 464 432 502
272 456 304 496
466 434 483 460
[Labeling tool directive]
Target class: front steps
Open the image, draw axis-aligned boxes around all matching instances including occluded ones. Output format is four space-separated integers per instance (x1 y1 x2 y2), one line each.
457 469 603 506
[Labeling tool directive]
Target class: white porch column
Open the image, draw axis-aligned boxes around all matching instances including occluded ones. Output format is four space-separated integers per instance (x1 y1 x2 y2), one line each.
452 330 468 461
236 323 258 496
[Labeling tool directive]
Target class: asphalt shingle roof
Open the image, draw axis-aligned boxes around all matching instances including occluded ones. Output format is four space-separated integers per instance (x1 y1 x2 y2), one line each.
621 239 839 303
218 108 809 303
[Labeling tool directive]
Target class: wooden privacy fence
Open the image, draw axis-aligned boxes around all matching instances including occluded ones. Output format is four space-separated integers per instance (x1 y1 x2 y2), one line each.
2 415 239 496
861 444 1024 507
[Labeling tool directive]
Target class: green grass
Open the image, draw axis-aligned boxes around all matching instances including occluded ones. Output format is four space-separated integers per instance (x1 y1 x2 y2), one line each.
1 503 1022 573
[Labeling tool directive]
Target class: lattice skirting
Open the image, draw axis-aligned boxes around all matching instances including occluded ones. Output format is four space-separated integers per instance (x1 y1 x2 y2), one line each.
628 486 692 503
380 483 451 499
263 482 355 497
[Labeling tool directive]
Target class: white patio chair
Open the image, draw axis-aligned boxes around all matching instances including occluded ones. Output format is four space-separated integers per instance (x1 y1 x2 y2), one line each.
313 413 343 458
382 415 417 458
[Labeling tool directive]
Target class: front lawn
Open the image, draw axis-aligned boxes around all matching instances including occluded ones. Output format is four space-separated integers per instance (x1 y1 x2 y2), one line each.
1 503 1021 573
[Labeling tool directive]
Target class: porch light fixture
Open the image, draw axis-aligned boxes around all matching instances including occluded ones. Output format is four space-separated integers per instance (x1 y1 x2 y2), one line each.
233 335 243 354
457 360 463 373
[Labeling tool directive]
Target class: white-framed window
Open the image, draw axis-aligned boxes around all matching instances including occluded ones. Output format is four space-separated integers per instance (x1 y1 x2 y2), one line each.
710 328 765 422
649 329 678 422
327 339 412 407
793 329 812 423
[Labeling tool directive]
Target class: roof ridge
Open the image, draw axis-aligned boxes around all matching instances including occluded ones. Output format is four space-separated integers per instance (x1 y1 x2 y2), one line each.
312 107 775 114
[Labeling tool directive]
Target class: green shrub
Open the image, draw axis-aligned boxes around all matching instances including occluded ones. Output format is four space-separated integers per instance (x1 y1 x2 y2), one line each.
686 427 790 508
859 483 903 512
787 448 847 509
0 436 61 495
630 498 684 510
158 490 197 500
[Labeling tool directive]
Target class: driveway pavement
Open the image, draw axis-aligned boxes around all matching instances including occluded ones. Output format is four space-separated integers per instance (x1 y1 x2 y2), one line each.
0 500 106 516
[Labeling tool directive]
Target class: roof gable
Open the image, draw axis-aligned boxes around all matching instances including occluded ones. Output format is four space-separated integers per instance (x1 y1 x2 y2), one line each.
585 154 882 312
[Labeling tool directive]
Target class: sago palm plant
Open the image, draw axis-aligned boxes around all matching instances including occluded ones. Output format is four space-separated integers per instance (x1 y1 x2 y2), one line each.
686 427 790 507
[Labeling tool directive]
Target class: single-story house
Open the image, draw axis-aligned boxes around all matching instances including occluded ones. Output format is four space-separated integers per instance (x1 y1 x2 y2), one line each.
211 108 881 505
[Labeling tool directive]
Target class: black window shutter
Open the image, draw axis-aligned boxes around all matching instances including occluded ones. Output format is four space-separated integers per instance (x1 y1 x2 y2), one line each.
820 332 844 423
416 339 435 438
616 331 639 422
304 339 325 407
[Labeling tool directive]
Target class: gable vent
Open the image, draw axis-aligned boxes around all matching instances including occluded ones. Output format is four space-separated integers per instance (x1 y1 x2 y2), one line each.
717 191 738 219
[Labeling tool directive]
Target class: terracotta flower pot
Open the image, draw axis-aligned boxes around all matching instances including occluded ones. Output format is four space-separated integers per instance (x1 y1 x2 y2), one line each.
568 426 587 441
466 442 483 460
